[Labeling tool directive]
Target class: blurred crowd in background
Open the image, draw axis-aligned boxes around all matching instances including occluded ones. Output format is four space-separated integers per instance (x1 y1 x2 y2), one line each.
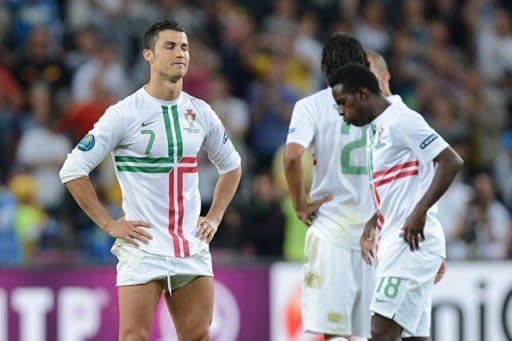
1 0 512 266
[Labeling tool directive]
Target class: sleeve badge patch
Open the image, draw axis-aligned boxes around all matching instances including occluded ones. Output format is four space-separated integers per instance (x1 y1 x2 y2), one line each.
420 133 438 149
77 134 96 151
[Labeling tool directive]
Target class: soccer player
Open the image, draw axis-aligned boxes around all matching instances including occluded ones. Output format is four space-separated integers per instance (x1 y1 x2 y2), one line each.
284 33 375 340
364 49 447 285
330 64 463 341
59 20 242 341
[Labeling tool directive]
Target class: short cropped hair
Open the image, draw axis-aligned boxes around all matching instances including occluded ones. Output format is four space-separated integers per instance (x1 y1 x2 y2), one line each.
144 20 185 50
328 63 381 95
321 32 369 80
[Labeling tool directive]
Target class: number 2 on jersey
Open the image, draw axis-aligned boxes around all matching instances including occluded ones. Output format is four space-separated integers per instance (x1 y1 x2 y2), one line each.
340 122 368 175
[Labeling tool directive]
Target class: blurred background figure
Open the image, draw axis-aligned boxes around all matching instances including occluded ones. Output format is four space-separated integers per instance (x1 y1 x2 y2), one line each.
450 173 512 260
15 82 71 214
239 169 284 259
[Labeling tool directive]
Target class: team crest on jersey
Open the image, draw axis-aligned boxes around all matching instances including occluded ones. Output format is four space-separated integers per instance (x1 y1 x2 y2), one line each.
184 109 200 134
185 109 196 127
374 127 386 149
377 127 384 143
77 134 95 151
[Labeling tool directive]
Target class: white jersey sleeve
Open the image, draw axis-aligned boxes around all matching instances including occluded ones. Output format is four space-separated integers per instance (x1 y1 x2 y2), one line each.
286 99 316 147
201 105 241 174
59 106 126 183
394 111 449 164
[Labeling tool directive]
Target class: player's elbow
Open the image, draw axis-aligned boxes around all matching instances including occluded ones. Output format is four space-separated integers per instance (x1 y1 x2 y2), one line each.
447 148 464 171
436 147 464 174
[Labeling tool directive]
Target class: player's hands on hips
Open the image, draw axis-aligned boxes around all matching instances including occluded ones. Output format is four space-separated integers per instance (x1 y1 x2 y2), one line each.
104 218 152 247
434 260 447 284
360 218 376 265
196 216 220 243
401 206 427 251
296 195 333 226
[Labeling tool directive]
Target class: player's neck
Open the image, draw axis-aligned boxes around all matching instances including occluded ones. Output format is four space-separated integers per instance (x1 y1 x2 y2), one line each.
145 77 182 101
371 97 391 121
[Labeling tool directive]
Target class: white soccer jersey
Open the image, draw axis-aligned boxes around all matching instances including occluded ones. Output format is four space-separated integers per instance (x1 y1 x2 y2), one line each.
60 88 241 258
286 88 375 250
367 101 449 277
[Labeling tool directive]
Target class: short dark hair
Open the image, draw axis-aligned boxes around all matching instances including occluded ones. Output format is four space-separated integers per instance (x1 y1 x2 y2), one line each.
328 63 381 95
144 20 185 50
321 32 369 80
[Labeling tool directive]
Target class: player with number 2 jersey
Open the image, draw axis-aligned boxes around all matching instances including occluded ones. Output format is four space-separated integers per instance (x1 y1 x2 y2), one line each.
284 33 375 340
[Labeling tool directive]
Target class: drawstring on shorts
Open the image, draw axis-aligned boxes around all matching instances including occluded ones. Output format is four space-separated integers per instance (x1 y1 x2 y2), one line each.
166 256 172 295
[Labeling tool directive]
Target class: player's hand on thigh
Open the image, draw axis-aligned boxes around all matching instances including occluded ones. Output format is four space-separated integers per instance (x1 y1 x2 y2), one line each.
104 218 152 247
360 229 376 265
196 216 220 243
401 207 427 251
296 195 333 226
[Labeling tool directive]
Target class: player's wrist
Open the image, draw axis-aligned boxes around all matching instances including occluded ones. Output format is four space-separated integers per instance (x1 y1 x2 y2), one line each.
205 213 222 225
101 218 116 233
414 203 429 214
293 197 308 211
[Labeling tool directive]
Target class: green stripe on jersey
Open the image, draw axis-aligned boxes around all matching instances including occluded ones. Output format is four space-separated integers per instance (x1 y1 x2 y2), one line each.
162 105 175 163
116 104 184 171
116 165 171 173
114 156 170 164
171 105 183 161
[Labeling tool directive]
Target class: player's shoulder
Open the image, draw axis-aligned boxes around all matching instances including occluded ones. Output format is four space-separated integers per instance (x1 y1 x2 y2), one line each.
386 102 424 126
180 91 211 111
107 88 143 117
181 91 218 119
293 88 334 120
295 88 332 107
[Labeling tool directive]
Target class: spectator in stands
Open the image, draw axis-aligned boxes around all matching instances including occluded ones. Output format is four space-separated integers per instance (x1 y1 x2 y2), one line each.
16 82 71 213
451 173 512 260
12 26 69 93
7 173 47 263
240 169 284 258
247 50 299 167
0 183 22 265
355 0 390 53
459 68 508 167
494 131 512 209
64 26 98 72
71 35 127 102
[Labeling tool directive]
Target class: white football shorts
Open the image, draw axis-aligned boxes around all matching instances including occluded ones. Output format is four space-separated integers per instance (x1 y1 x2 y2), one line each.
370 247 443 337
112 241 213 292
302 228 375 338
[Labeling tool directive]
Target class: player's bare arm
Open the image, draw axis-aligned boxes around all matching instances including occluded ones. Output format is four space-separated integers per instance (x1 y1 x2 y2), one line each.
402 147 463 251
196 165 242 243
284 143 332 226
65 176 152 247
361 213 377 265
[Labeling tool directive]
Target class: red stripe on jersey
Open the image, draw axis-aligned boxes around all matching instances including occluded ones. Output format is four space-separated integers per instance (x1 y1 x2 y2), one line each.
374 169 419 187
377 212 384 225
168 171 182 256
177 165 197 257
373 160 419 179
168 156 198 258
180 156 197 164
